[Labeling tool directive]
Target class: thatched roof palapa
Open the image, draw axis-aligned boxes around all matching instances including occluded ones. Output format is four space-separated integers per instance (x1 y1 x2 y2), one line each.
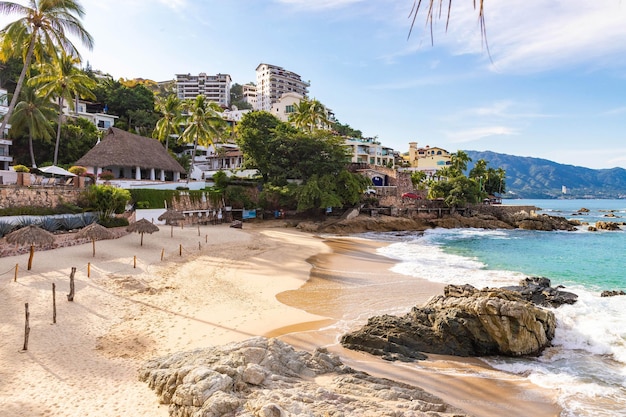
75 127 185 173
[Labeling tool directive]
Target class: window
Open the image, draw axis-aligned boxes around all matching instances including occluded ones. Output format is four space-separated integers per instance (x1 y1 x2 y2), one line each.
286 105 295 113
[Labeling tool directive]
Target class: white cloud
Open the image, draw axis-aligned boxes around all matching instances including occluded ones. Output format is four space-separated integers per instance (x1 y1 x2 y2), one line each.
274 0 364 11
445 126 519 143
414 0 626 74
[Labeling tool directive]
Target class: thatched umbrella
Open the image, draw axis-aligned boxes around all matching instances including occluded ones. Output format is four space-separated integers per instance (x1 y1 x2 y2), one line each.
75 223 114 257
158 210 186 237
5 225 55 270
126 218 159 246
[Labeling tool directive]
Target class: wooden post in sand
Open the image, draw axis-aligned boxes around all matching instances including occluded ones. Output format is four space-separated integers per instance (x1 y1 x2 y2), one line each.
23 303 30 351
14 263 18 282
87 262 91 278
205 235 208 243
197 225 200 236
161 248 165 261
67 267 76 301
179 244 182 257
198 242 201 251
52 283 57 324
27 244 34 270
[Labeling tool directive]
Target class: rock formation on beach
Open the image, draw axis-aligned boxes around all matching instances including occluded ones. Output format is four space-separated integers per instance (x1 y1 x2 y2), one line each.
139 337 468 417
340 280 573 361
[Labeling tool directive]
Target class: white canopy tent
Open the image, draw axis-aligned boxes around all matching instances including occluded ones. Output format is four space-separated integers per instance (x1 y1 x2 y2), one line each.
39 166 76 177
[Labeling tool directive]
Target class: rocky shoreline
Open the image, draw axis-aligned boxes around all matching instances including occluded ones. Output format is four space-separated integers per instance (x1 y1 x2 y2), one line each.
340 277 577 361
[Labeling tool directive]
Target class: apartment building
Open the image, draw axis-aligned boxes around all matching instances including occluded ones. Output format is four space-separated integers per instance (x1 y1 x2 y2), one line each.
255 63 309 111
176 73 232 107
242 83 257 108
344 136 395 168
61 100 118 131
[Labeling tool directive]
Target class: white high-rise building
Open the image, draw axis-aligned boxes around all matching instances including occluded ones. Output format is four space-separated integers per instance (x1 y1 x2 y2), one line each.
176 73 232 107
255 63 309 111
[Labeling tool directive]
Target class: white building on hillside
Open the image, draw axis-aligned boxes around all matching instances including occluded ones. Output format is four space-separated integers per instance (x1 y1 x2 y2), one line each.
242 83 257 108
255 63 309 111
344 137 395 168
176 72 232 107
61 100 118 131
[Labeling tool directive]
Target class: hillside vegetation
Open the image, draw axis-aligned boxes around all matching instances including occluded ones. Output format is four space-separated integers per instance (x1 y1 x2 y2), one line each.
465 150 626 199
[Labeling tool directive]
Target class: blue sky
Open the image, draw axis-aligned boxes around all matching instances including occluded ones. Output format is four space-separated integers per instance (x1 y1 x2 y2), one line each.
2 0 626 169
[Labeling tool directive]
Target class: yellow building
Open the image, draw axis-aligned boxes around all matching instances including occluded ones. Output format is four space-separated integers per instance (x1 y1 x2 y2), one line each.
406 142 451 176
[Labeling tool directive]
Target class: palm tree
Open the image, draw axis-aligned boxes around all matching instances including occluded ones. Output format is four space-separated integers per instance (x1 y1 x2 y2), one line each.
408 0 486 42
0 0 93 139
29 50 96 165
9 84 56 168
289 98 330 132
449 150 472 176
180 95 226 179
153 94 182 151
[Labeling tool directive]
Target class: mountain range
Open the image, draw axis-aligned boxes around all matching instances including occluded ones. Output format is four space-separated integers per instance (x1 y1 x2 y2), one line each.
464 150 626 199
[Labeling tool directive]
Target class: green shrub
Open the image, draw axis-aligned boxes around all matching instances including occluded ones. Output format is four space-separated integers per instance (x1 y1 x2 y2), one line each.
0 221 15 238
13 164 29 173
99 217 129 228
40 217 61 232
135 201 150 209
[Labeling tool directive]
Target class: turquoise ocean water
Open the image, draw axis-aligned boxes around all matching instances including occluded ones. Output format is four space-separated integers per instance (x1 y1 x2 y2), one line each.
368 199 626 417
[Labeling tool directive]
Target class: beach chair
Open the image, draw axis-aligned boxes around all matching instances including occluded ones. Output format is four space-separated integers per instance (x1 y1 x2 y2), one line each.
44 177 56 186
32 176 43 186
64 177 74 186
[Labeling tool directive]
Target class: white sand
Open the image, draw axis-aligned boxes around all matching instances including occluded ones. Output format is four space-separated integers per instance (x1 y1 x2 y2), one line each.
0 223 328 417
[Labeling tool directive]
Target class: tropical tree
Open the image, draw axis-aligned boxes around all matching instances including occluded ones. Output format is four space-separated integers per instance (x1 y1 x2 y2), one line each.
8 83 55 168
449 150 472 176
153 94 182 151
0 0 93 140
28 50 96 165
289 97 331 132
408 0 487 43
180 95 226 178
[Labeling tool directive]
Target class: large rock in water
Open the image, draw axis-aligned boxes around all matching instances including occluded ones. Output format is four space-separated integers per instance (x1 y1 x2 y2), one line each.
341 284 557 360
139 337 468 417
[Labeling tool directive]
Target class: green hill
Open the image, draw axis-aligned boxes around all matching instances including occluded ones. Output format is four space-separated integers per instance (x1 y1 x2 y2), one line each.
465 150 626 199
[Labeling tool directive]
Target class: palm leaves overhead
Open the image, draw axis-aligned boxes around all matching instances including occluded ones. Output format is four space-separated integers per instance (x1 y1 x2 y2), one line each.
288 97 330 132
9 83 56 168
180 95 226 177
0 0 93 138
153 94 182 151
29 50 96 165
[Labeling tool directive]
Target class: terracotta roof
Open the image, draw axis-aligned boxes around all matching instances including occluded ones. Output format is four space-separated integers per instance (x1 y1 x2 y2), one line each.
75 127 185 173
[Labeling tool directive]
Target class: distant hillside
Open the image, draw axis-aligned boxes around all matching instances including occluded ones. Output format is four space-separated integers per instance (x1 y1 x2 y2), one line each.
465 150 626 199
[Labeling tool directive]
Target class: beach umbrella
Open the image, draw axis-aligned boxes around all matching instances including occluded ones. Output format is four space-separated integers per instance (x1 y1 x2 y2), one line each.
158 210 186 237
75 223 114 257
5 225 55 270
39 165 76 177
126 218 159 246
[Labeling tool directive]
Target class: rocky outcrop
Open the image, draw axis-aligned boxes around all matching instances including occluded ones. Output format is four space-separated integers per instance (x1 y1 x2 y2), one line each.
341 284 558 360
501 277 578 307
139 337 468 417
594 221 622 231
601 290 626 297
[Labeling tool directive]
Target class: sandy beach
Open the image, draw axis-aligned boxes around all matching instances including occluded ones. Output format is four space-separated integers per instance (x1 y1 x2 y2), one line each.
0 221 560 417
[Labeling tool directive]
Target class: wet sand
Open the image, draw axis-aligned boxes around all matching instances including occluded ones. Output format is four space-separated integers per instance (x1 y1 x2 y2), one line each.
275 236 561 417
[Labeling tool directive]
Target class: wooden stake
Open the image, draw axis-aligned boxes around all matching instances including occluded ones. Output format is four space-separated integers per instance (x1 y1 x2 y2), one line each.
27 245 34 270
205 235 208 243
91 239 96 257
52 283 57 324
67 267 76 302
87 262 91 278
197 225 200 236
133 256 137 268
179 244 182 257
161 248 165 261
23 303 30 351
14 263 18 282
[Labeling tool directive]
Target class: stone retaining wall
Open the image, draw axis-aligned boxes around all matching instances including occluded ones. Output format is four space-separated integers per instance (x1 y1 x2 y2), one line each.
0 186 82 210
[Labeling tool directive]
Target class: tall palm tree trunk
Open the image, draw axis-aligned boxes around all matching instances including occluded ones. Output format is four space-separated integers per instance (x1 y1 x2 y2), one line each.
0 30 38 137
54 95 66 166
28 132 36 168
